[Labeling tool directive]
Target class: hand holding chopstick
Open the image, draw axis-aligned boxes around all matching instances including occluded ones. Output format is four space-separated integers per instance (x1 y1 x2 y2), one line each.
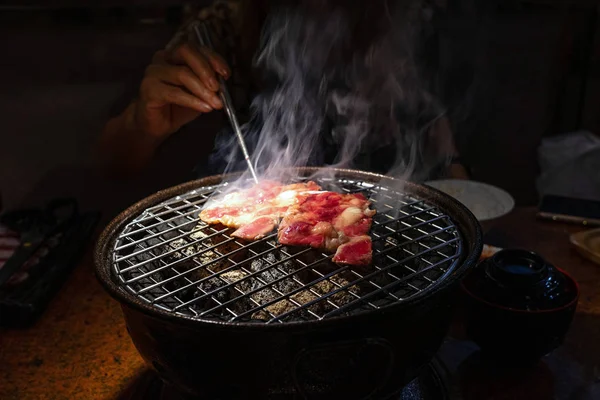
98 20 232 174
192 22 259 184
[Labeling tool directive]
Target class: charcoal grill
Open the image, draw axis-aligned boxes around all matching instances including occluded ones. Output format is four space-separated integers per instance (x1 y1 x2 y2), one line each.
95 168 482 399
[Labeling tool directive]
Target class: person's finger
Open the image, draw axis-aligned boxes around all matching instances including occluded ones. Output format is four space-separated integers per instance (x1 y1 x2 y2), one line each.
141 78 212 113
198 46 231 79
171 43 220 92
146 64 223 109
160 84 213 113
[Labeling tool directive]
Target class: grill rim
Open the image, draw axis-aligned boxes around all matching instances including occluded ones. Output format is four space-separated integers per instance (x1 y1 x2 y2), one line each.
94 167 483 330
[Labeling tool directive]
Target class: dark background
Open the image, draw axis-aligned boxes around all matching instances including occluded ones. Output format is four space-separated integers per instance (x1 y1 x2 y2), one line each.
1 0 599 219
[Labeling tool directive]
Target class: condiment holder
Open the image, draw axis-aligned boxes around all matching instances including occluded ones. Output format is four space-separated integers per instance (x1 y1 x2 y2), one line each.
461 249 579 365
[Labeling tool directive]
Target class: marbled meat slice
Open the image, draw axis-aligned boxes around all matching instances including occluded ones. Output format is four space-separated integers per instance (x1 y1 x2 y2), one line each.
278 192 376 266
199 181 321 240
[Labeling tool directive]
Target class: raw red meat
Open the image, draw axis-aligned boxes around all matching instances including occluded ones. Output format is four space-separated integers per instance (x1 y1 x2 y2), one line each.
278 192 375 266
199 181 321 240
200 181 376 266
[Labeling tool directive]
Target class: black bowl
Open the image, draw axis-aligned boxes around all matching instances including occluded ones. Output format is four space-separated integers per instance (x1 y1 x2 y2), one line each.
461 249 579 365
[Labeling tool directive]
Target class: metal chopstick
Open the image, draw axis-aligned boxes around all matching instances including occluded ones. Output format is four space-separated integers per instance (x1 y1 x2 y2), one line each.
193 22 259 183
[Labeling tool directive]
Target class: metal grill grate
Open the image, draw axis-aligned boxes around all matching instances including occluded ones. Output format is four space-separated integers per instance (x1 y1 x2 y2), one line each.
111 177 462 324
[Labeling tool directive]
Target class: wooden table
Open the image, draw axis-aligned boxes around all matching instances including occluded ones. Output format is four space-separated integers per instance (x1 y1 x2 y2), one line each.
1 207 599 400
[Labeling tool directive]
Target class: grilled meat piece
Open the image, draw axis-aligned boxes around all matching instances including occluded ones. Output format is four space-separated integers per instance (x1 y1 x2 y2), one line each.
278 192 375 266
199 181 321 240
200 181 376 266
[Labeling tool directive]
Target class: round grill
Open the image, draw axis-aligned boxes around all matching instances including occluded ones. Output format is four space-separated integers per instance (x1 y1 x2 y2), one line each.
107 170 469 324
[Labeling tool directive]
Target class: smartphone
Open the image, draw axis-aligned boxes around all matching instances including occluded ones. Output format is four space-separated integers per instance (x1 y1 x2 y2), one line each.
537 195 600 226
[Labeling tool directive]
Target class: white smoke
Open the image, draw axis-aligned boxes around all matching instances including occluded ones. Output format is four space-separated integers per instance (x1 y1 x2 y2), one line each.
214 0 451 191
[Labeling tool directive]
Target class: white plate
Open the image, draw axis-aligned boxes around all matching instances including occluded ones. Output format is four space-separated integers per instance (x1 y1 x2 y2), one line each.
425 179 515 221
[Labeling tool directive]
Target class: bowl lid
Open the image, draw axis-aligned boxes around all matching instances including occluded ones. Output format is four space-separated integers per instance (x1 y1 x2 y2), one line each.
486 249 550 288
464 249 575 311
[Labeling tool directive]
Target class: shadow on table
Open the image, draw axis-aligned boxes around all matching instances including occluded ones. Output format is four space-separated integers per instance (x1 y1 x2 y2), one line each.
114 368 162 400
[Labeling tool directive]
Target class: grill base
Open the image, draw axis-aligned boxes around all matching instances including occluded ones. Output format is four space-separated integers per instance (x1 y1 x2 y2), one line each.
119 357 455 400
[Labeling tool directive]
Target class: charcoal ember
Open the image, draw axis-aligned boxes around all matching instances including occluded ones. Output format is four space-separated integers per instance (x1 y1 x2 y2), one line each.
165 238 206 275
133 236 199 299
133 236 164 262
128 236 167 285
251 289 320 321
285 245 330 269
195 277 229 308
193 270 254 316
378 235 431 276
163 224 244 277
377 231 406 250
249 250 309 294
247 247 370 320
366 268 394 290
250 310 272 321
373 234 395 253
152 238 206 301
132 221 251 307
249 289 281 321
194 223 248 263
155 216 197 240
191 224 248 265
312 276 359 309
340 265 393 297
324 266 397 309
222 270 253 294
168 239 223 275
131 229 186 277
248 251 318 321
126 225 220 299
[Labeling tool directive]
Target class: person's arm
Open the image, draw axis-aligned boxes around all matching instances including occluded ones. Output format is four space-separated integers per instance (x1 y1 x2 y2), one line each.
97 102 165 176
444 122 470 179
431 116 470 179
447 156 470 180
96 45 230 176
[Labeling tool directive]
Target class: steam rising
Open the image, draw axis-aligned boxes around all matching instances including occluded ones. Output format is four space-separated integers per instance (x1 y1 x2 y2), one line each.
214 0 450 188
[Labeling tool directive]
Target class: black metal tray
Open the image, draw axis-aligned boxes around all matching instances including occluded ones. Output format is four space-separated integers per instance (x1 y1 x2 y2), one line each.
0 211 100 328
